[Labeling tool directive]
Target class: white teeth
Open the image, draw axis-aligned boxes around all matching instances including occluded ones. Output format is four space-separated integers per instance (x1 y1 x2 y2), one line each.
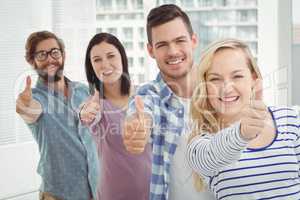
102 70 113 76
220 96 239 102
167 58 183 65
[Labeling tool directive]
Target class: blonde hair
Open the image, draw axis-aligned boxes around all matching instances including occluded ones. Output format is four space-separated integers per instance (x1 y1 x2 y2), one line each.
189 38 262 191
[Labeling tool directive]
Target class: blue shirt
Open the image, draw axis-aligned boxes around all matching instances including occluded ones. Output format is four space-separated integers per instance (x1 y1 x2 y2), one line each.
127 73 185 200
27 77 99 200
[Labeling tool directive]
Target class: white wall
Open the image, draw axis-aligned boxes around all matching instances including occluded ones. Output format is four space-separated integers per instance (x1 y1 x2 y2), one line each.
51 0 97 83
257 0 293 106
292 44 300 105
0 1 51 198
0 0 95 199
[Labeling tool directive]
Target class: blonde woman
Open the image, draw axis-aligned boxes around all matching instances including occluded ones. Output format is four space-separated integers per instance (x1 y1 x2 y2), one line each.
187 39 300 199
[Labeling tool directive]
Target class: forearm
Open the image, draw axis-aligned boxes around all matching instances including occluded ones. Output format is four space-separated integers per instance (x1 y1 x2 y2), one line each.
187 122 248 177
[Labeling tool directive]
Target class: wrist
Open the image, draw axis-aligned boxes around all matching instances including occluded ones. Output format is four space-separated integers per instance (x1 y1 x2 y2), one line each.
78 103 86 121
240 124 256 141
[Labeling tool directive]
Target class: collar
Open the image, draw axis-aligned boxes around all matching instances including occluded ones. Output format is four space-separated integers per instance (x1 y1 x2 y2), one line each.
36 76 71 96
155 73 184 109
155 73 174 103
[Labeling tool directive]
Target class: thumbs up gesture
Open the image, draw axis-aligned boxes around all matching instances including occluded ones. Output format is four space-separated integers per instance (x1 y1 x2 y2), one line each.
240 79 268 141
16 76 42 122
79 89 101 125
123 96 152 154
16 76 33 113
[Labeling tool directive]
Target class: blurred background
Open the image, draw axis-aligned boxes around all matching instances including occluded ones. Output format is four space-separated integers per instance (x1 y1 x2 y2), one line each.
0 0 299 199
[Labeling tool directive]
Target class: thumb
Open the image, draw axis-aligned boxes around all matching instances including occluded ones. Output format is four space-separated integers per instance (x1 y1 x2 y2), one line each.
135 96 144 121
22 76 32 99
19 76 32 106
24 76 32 94
253 79 263 101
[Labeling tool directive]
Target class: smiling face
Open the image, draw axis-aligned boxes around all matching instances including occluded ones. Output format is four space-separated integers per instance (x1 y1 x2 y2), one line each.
147 17 198 82
90 41 123 85
206 48 256 122
33 38 64 82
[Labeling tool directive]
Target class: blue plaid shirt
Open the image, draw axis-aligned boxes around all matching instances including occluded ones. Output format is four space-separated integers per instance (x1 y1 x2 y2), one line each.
127 73 186 200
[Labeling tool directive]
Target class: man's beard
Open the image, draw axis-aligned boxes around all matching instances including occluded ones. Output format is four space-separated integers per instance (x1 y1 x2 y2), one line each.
35 61 64 83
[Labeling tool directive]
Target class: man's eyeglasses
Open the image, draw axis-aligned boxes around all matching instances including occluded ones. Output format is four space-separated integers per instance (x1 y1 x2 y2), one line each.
34 48 63 62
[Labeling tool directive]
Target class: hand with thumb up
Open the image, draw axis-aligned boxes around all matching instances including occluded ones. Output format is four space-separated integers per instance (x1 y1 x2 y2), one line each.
240 79 268 141
16 76 42 123
79 88 101 125
16 76 33 109
123 96 152 154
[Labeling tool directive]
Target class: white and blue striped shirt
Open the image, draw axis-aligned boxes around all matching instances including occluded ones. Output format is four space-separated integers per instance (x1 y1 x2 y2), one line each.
187 106 300 200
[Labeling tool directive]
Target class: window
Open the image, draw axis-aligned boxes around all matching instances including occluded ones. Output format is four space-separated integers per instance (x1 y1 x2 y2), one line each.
132 0 143 9
247 42 257 55
123 27 133 39
123 42 133 50
237 27 257 39
136 13 144 19
107 28 117 35
96 0 112 10
197 11 212 23
139 27 144 39
239 10 249 22
238 0 257 6
198 0 213 7
237 10 257 22
96 14 105 20
218 10 235 22
128 57 133 67
138 74 145 83
162 0 176 4
124 14 136 19
139 42 144 50
96 28 102 33
222 0 236 6
217 27 232 38
116 0 127 10
109 14 120 20
138 57 145 67
181 0 194 7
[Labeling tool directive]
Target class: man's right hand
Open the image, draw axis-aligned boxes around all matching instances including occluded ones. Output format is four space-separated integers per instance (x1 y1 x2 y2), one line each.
123 96 152 154
16 76 42 122
79 89 101 124
16 76 33 111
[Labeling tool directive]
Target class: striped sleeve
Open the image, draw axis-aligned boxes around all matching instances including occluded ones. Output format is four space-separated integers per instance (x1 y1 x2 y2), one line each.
292 108 300 172
187 122 248 177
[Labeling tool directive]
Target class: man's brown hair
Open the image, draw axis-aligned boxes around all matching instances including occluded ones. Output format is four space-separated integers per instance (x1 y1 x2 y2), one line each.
25 31 65 64
146 4 194 44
